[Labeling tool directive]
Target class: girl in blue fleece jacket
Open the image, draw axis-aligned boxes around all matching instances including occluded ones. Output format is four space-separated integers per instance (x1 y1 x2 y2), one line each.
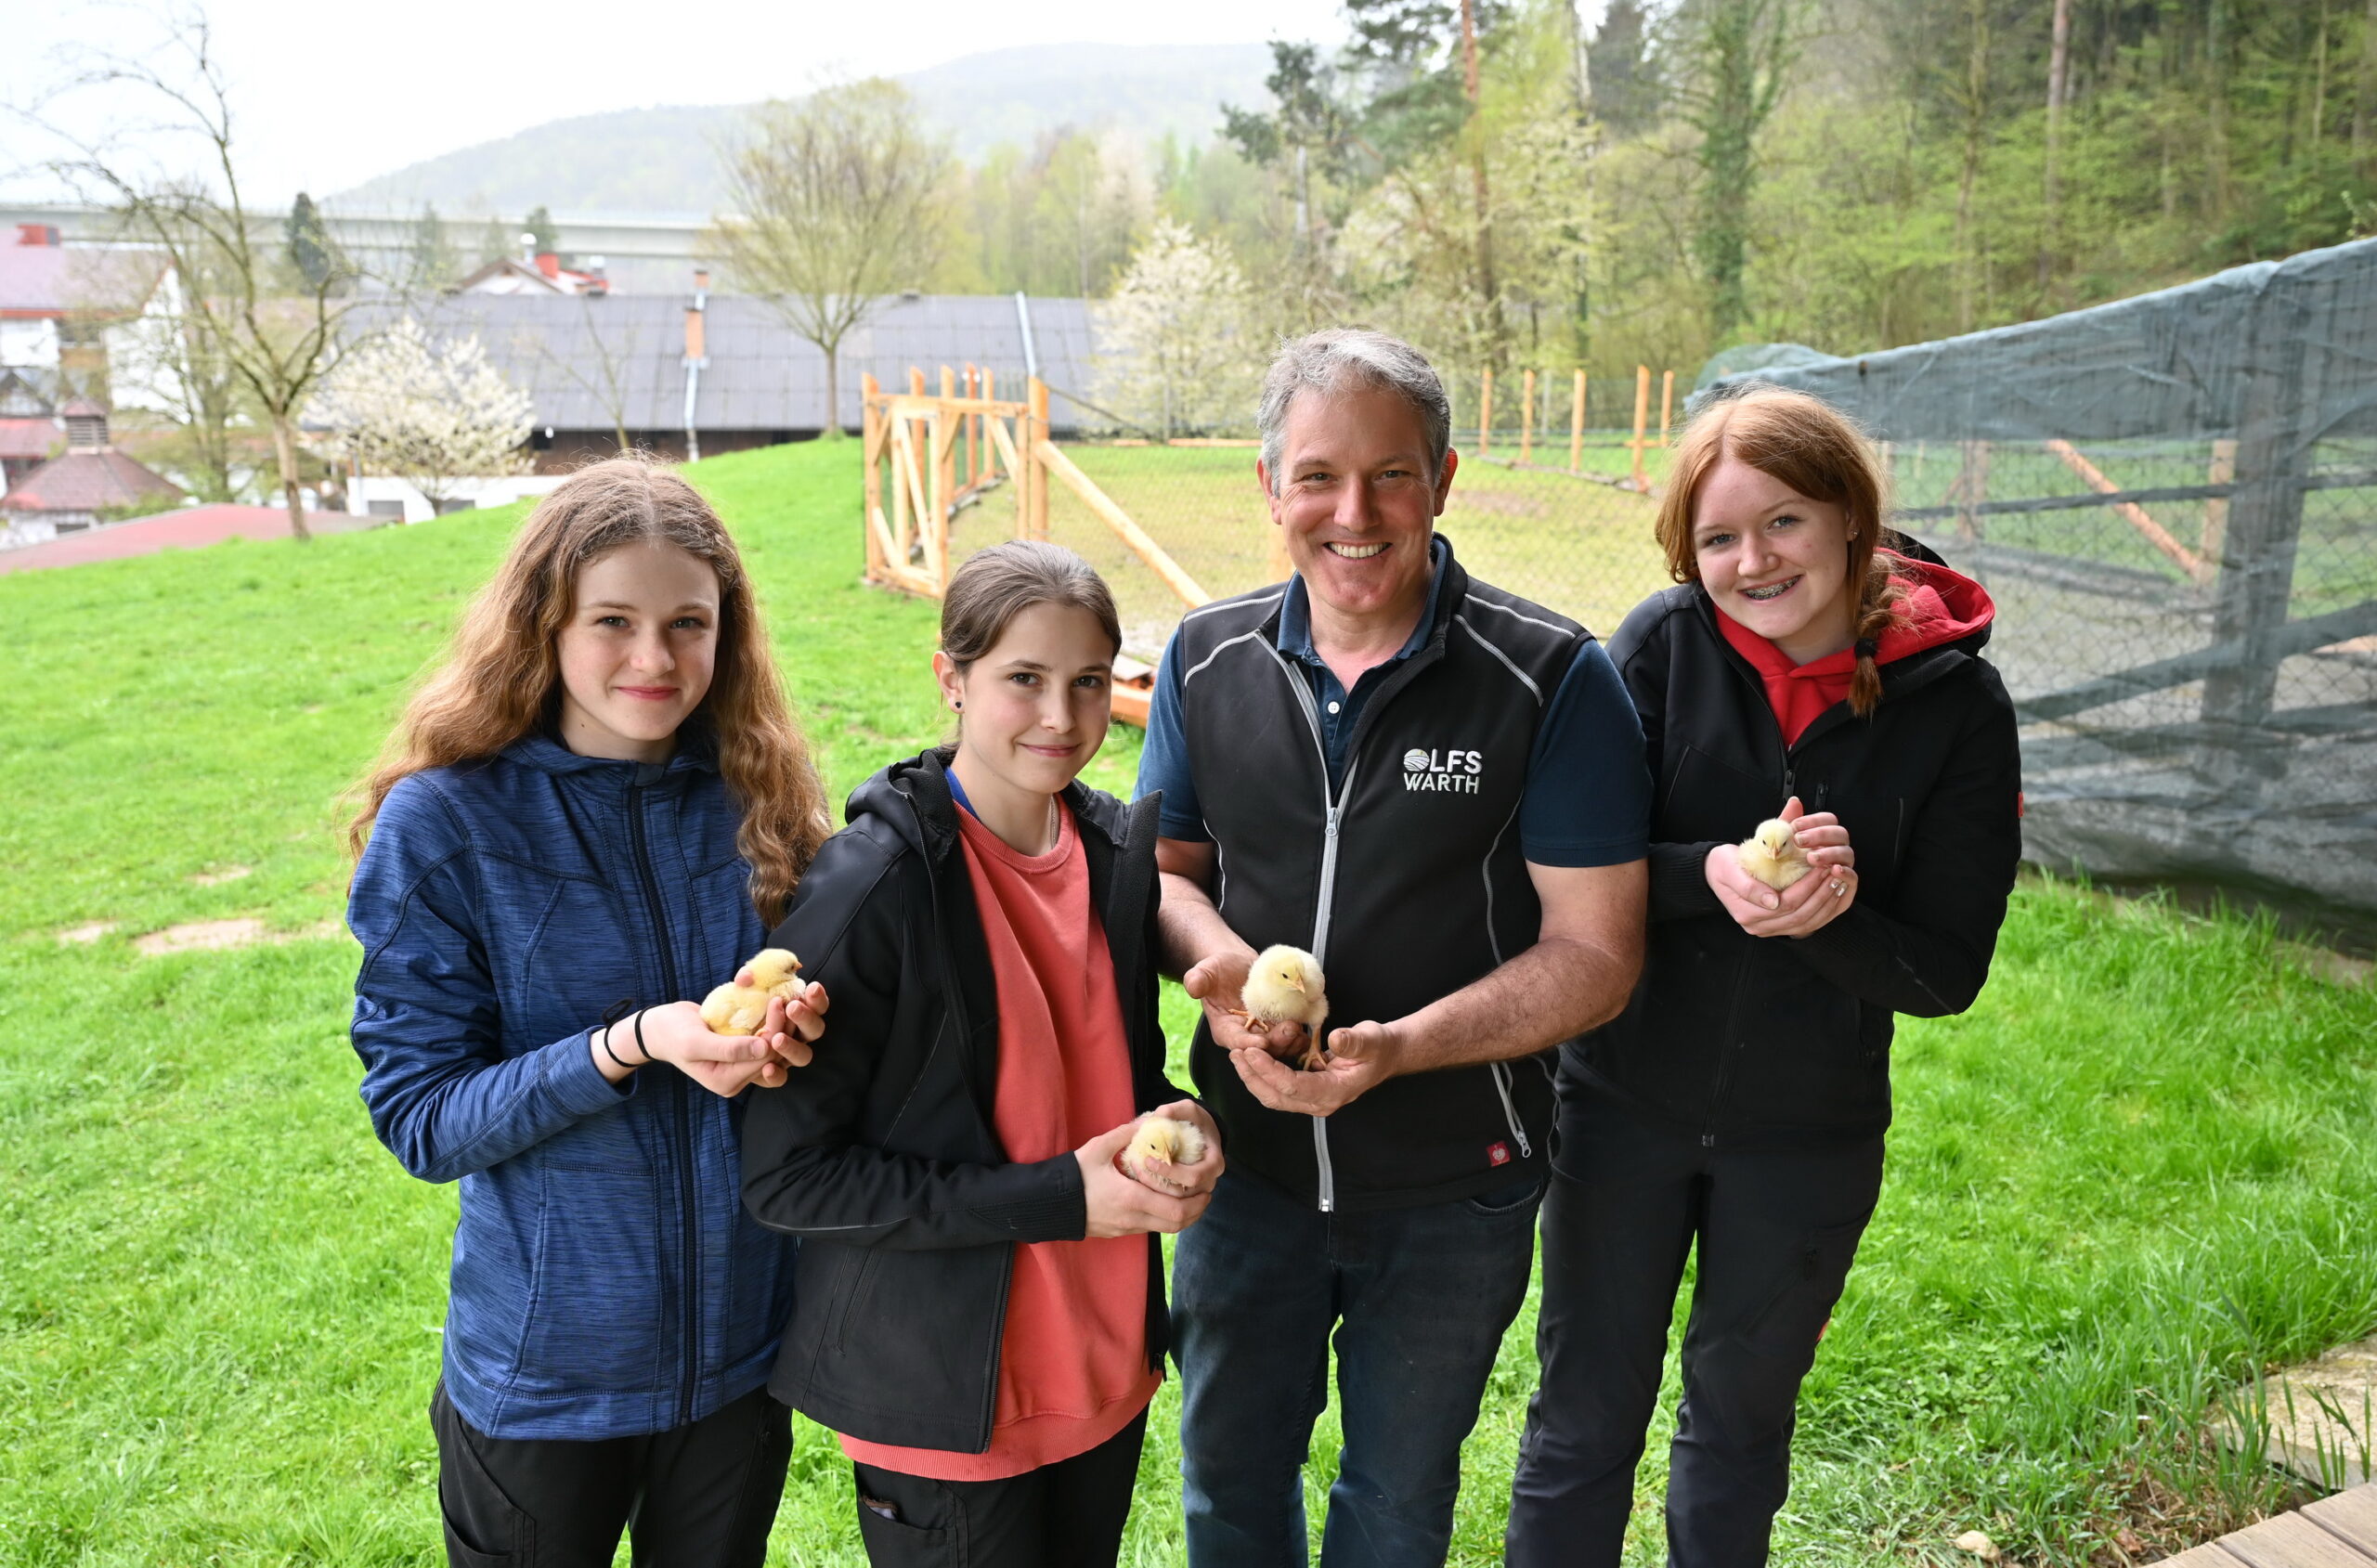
345 459 833 1568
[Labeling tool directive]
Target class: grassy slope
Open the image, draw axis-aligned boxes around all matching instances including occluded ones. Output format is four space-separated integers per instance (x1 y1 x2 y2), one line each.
1 439 2373 1566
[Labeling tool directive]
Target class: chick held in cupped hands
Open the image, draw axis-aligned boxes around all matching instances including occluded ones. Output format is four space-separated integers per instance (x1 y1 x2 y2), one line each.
1125 1113 1211 1196
1234 944 1331 1070
700 948 803 1035
1736 818 1813 892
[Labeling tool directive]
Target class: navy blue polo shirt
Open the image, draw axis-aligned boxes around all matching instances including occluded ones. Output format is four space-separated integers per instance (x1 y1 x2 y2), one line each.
1137 542 1651 868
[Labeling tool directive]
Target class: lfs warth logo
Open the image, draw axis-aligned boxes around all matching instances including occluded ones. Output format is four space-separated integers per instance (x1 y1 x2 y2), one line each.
1402 746 1483 793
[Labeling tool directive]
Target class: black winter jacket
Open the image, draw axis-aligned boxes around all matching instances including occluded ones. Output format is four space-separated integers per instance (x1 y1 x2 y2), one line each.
739 750 1179 1454
1563 560 2022 1149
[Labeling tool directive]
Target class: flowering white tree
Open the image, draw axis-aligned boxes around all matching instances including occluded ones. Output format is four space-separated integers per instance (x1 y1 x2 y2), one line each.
313 318 533 514
1095 219 1259 438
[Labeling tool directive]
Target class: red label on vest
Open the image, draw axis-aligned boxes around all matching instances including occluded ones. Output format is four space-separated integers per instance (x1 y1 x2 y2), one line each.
1487 1141 1512 1166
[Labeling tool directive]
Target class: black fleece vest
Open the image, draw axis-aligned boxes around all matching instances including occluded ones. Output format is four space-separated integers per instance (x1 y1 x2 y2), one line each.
1172 538 1590 1212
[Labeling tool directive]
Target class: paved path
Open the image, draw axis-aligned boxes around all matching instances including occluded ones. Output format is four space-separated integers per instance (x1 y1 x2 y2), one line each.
2161 1484 2377 1565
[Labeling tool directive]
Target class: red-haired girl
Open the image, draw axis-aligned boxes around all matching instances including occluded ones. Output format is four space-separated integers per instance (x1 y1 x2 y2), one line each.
1508 387 2021 1567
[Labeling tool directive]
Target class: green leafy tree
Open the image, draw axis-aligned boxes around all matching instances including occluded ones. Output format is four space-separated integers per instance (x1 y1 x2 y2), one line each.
1675 0 1798 341
713 80 954 435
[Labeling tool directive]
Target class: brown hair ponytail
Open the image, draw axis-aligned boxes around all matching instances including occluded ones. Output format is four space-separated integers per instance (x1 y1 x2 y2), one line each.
1656 385 1906 716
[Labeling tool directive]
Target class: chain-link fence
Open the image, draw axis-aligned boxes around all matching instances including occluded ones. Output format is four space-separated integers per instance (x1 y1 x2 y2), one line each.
1716 236 2377 933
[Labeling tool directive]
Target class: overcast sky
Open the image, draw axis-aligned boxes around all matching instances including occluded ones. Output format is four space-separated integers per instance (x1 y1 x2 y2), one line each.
5 0 1376 203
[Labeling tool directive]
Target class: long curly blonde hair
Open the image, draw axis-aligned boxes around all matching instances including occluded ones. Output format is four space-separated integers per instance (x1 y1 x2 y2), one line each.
345 457 830 922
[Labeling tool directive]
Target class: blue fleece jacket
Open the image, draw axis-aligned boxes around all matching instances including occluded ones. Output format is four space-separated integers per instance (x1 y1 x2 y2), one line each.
347 732 797 1440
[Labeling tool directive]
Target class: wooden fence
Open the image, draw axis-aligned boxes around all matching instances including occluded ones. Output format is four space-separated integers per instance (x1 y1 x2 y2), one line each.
1468 365 1678 492
861 366 1216 723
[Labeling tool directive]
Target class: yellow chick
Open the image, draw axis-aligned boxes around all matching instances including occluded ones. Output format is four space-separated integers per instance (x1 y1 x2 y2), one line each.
1127 1113 1210 1171
1736 818 1813 892
1236 943 1331 1070
699 948 803 1036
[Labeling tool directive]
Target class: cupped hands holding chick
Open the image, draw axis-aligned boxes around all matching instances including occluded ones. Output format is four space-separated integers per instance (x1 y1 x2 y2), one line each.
1074 1099 1224 1236
591 948 830 1097
1703 796 1860 939
1184 946 1396 1118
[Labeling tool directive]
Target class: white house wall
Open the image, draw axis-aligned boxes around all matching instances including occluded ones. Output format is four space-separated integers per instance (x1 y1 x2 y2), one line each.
0 319 58 369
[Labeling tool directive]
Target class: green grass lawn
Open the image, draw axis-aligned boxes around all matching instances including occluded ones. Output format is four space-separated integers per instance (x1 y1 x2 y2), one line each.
4 438 2374 1566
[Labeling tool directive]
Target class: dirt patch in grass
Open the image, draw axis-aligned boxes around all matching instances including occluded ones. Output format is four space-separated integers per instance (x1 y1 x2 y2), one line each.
133 917 345 956
55 922 117 945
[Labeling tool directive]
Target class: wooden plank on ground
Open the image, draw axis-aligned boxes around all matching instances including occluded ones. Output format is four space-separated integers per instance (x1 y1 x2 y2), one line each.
2215 1510 2377 1568
2306 1487 2377 1549
2155 1543 2251 1567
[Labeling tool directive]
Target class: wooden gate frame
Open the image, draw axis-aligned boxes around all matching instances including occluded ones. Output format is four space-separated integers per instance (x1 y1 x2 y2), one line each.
861 367 1211 613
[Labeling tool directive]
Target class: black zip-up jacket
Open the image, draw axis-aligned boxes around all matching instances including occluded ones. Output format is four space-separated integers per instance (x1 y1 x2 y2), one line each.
1168 538 1591 1212
739 750 1179 1454
1564 561 2021 1148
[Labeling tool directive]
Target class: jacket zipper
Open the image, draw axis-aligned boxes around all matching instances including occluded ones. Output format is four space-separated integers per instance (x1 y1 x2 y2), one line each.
1263 642 1350 1213
1488 1061 1533 1159
627 777 702 1427
1700 638 1824 1149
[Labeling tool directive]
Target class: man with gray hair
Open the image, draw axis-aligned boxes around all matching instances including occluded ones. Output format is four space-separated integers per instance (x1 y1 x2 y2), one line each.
1137 328 1651 1565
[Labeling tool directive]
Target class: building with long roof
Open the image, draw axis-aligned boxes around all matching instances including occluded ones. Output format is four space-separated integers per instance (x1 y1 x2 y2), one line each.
347 283 1103 472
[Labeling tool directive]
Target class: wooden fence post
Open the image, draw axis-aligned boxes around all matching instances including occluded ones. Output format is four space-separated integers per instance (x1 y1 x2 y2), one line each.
1630 365 1651 491
1659 369 1675 447
1569 369 1586 473
862 372 884 582
1955 440 1991 542
2203 437 2239 564
938 364 958 515
1028 377 1051 541
1478 369 1493 455
963 365 979 485
984 369 1001 476
1519 369 1535 463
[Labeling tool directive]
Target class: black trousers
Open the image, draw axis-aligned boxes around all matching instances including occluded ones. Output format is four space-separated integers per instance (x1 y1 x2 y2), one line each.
430 1380 791 1568
849 1407 1149 1568
1505 1090 1885 1568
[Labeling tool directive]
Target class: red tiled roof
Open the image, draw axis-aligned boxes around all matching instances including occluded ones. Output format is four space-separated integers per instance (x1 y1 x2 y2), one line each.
0 503 370 574
4 449 183 512
0 418 57 461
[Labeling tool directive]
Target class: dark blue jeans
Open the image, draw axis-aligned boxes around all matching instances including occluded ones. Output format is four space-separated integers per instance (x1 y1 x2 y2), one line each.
1505 1089 1884 1568
1173 1167 1543 1568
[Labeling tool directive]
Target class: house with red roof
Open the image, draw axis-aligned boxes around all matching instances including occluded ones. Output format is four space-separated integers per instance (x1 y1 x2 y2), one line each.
2 397 182 546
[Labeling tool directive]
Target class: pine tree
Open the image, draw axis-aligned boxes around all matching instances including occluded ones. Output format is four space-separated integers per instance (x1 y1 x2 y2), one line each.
285 191 331 290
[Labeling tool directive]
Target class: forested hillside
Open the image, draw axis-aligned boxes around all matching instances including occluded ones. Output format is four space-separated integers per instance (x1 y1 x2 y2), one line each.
1158 0 2377 381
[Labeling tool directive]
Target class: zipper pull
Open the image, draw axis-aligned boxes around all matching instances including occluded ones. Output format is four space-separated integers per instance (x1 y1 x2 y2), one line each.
1781 768 1796 803
1325 807 1340 840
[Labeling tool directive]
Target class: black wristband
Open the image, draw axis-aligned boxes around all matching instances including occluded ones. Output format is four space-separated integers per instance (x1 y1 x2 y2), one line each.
596 1023 637 1073
632 1008 654 1065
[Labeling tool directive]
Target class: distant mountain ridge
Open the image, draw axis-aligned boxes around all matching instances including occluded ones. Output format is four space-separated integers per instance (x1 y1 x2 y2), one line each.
328 42 1272 219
